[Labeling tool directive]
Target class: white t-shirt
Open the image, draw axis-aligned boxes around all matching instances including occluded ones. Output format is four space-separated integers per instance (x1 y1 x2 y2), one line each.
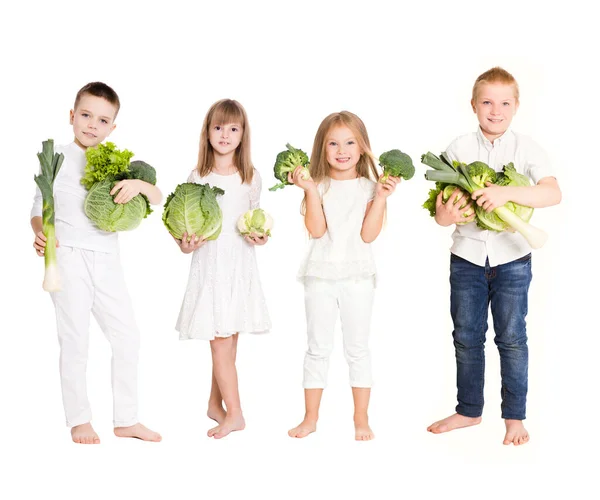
444 128 555 267
30 142 119 253
297 176 377 282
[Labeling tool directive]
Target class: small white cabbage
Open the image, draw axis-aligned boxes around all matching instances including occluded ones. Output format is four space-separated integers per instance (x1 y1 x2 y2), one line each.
237 208 274 237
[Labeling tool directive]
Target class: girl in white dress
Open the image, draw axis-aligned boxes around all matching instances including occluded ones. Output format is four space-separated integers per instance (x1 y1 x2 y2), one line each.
174 99 271 439
287 111 401 441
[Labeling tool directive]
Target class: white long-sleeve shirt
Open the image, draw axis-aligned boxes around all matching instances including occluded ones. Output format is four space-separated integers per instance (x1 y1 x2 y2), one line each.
30 142 118 253
445 128 555 267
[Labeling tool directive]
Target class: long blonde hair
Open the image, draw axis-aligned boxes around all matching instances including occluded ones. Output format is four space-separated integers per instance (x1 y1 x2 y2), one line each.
309 111 379 184
196 99 254 184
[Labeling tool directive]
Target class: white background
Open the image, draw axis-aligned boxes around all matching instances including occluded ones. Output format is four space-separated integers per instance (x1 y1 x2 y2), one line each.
1 0 597 498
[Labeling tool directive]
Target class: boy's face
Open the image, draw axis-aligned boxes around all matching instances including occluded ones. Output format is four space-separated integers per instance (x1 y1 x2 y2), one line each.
471 82 519 142
70 94 118 149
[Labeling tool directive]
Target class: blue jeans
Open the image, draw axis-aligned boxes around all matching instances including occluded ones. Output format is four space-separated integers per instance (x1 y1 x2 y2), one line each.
450 253 532 420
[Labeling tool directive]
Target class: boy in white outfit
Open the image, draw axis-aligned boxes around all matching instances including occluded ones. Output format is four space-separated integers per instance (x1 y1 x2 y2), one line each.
31 82 162 444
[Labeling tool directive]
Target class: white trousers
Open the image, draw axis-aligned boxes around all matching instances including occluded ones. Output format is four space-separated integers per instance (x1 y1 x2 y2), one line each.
303 277 375 389
50 246 140 428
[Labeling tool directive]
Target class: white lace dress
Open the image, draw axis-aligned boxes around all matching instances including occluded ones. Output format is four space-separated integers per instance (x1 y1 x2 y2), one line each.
176 169 271 340
297 176 377 284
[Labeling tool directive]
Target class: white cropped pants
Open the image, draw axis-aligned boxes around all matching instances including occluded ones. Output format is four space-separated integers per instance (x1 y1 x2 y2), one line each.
50 246 140 428
303 277 375 389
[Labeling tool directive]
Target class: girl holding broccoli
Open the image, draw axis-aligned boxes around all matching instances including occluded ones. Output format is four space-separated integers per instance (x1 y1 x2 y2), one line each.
173 99 271 439
426 67 561 445
287 111 401 440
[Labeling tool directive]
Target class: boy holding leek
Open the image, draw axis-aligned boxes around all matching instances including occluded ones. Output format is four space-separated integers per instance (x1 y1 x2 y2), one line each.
30 82 162 444
426 67 561 445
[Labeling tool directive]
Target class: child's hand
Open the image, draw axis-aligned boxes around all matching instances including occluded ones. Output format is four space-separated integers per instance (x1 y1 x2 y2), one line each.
111 179 143 204
244 233 269 246
375 174 400 199
471 182 510 213
435 190 476 226
174 233 206 253
288 165 315 192
33 231 59 257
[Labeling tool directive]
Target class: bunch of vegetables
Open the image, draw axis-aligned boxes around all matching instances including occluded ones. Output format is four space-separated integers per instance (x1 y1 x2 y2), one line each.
237 208 273 237
34 139 64 292
421 152 547 249
269 143 310 191
377 149 415 182
162 183 225 242
82 142 157 232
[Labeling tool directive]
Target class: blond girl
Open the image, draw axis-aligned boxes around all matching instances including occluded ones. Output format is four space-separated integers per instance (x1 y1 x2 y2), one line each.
288 111 400 440
174 99 271 439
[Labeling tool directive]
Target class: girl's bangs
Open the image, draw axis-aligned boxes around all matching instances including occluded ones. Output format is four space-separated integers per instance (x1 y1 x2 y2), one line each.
210 101 245 127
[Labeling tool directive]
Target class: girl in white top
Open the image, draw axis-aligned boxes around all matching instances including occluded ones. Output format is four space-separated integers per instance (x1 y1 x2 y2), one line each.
288 111 401 441
173 99 271 439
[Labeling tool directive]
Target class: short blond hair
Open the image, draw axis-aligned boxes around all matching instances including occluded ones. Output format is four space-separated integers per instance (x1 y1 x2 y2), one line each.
472 67 519 103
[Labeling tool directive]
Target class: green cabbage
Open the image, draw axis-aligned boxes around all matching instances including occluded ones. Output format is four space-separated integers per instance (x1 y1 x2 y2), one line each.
162 183 225 241
84 178 149 232
81 142 157 232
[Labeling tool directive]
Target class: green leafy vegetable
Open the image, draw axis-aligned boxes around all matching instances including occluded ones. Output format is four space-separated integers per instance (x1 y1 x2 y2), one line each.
34 139 64 291
82 144 157 232
84 179 150 232
237 208 273 237
81 142 134 190
378 149 415 182
421 152 547 249
269 143 310 191
162 183 225 242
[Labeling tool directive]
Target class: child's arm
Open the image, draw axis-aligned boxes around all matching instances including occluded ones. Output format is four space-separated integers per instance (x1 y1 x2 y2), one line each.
110 179 163 205
471 177 561 213
289 166 326 238
361 175 400 243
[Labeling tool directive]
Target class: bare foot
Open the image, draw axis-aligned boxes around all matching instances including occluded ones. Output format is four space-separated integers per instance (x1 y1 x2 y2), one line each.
207 404 227 424
207 413 245 439
427 413 482 434
288 418 317 438
503 419 529 446
354 414 374 441
114 423 162 442
71 423 100 444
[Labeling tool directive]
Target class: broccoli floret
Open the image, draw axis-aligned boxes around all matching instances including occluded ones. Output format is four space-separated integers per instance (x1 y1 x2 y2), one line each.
467 161 497 189
269 143 310 191
379 149 415 182
117 160 157 185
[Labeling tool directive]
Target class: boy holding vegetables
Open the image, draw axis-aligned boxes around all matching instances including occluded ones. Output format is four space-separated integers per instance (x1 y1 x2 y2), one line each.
426 67 561 445
31 82 162 444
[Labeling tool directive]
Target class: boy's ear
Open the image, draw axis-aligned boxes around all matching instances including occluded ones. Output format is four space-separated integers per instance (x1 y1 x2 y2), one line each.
69 109 74 124
107 123 117 136
470 99 476 113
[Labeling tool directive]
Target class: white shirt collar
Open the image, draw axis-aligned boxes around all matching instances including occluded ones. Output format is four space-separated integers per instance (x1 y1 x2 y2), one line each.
477 127 514 148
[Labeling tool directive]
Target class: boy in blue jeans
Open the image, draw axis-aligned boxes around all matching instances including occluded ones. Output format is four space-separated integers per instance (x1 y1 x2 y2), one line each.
427 67 561 445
